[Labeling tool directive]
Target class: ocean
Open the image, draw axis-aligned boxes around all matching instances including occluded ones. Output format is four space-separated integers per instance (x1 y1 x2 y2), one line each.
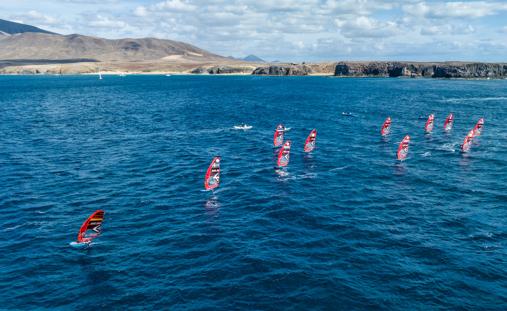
0 75 506 310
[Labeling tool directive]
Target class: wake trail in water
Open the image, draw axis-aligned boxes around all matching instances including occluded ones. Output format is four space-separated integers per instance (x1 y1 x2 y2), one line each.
329 165 351 171
440 96 507 103
437 142 458 153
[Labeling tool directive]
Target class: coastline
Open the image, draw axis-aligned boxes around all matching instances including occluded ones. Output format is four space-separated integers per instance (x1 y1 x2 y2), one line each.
1 60 506 79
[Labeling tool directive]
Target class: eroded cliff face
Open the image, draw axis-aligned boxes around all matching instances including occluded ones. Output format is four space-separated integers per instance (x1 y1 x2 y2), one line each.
252 64 313 76
190 65 255 74
334 62 507 78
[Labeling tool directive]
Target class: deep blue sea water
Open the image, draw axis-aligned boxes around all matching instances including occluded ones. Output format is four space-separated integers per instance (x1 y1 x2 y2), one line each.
0 75 506 310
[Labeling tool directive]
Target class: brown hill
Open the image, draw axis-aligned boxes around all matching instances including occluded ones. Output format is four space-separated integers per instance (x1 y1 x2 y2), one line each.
0 32 226 62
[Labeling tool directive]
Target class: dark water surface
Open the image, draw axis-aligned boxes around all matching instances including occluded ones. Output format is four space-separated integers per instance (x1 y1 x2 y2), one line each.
1 75 506 310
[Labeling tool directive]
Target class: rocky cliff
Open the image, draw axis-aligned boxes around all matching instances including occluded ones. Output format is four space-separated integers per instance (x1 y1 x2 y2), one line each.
190 65 255 74
334 62 507 78
252 64 313 76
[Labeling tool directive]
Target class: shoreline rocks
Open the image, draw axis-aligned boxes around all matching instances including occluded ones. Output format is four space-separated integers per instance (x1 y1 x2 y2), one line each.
252 64 312 76
334 62 507 78
190 65 254 74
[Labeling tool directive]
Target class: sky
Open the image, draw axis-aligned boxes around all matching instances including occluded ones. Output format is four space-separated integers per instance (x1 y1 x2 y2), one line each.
1 0 507 62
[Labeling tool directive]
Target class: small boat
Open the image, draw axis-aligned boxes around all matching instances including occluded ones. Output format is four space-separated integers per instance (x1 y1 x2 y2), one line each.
341 112 354 117
98 72 103 80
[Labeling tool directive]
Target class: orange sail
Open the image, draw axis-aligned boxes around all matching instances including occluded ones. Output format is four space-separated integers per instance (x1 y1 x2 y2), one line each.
77 210 105 243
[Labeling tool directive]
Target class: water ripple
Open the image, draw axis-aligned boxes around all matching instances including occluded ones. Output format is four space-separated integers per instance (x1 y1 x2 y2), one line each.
0 76 506 309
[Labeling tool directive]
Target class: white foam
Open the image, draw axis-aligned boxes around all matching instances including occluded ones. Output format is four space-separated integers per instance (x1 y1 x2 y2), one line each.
233 125 253 130
329 165 350 171
437 143 457 153
440 97 507 103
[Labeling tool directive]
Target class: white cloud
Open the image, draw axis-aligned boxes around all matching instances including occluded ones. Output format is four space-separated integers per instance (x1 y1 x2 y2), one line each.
13 10 59 26
336 16 398 38
420 24 475 36
321 0 395 15
134 6 148 17
3 0 507 61
89 15 128 29
154 0 196 12
403 1 507 19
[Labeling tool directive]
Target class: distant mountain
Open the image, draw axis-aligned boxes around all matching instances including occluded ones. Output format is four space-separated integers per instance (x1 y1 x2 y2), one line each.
242 54 265 62
0 18 56 35
0 32 225 62
0 19 227 63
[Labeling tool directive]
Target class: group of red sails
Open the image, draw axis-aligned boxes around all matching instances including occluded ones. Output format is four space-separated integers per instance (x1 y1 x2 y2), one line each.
380 114 484 161
273 124 317 167
71 116 484 247
71 125 317 247
203 124 317 193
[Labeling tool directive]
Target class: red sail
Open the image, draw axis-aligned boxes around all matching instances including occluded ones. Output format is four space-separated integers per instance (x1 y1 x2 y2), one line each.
277 141 291 167
381 117 391 136
462 130 474 152
77 210 105 243
304 129 317 152
444 113 454 132
424 114 434 133
204 156 221 191
273 124 284 147
397 135 410 161
472 118 484 136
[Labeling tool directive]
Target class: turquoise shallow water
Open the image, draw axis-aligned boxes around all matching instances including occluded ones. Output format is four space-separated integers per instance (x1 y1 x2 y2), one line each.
0 75 506 310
